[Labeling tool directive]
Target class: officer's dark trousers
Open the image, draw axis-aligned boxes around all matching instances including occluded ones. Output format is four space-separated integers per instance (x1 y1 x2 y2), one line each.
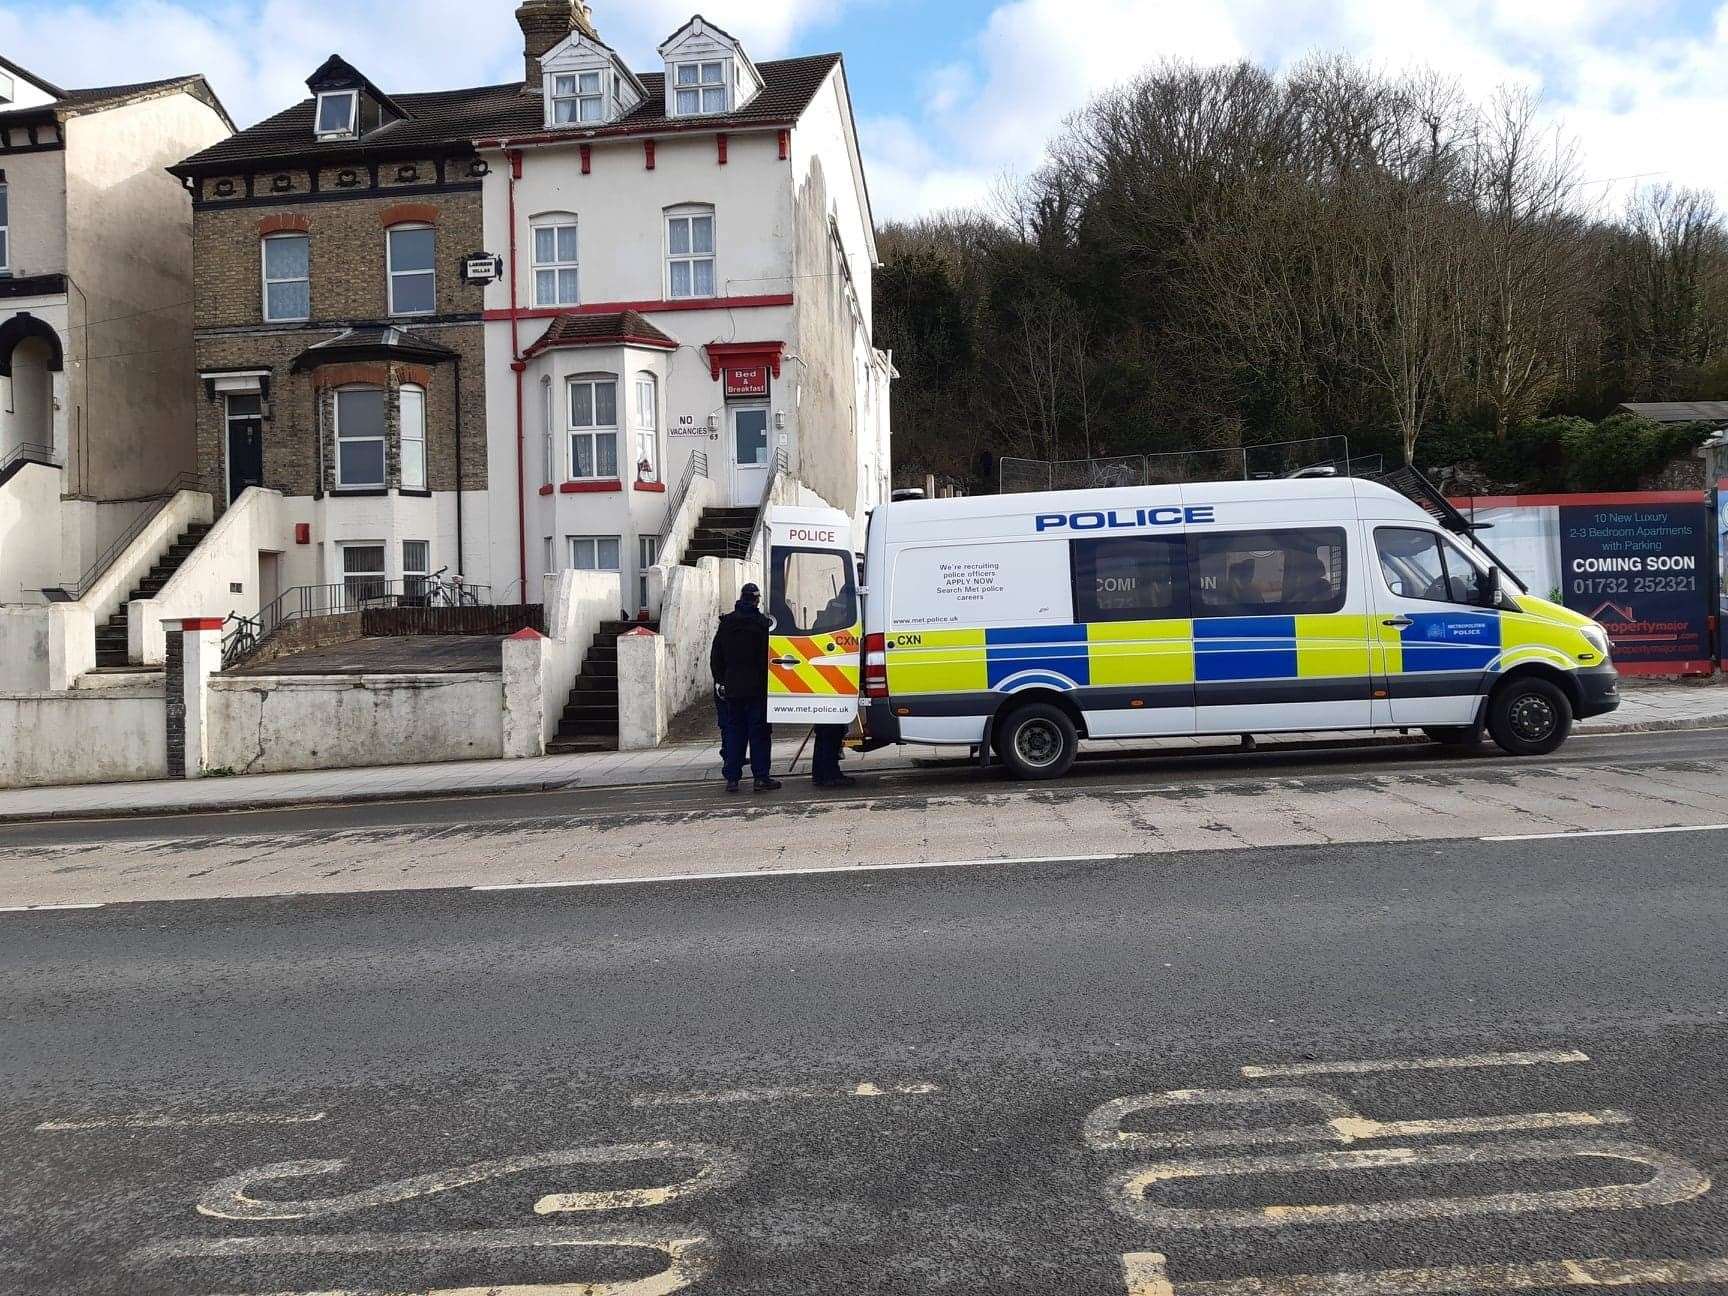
717 694 772 782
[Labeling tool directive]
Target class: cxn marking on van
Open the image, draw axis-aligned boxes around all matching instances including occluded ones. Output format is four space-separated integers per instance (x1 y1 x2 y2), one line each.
1035 506 1217 533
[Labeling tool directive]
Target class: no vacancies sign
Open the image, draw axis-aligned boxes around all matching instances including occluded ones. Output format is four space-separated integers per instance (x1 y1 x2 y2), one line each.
1559 500 1711 671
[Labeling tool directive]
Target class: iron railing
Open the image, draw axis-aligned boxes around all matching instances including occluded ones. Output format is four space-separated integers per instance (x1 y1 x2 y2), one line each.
221 574 495 668
659 449 709 538
44 473 203 602
0 441 60 478
997 437 1372 493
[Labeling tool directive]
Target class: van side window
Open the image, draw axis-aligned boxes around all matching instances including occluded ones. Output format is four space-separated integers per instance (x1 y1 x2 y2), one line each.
770 547 856 635
1071 536 1189 623
1375 527 1486 606
1189 528 1347 617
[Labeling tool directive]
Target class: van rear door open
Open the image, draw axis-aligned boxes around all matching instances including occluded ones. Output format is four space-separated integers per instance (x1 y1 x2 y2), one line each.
764 506 861 725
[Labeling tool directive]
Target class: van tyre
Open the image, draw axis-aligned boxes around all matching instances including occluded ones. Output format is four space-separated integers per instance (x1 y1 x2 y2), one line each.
1488 677 1572 756
1422 726 1480 747
995 702 1078 780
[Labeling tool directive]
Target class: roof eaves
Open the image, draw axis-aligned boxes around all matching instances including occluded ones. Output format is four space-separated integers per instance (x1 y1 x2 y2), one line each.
0 53 65 97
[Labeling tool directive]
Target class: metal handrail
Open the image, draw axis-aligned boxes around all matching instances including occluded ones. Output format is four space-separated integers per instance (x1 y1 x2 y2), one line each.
0 441 59 476
222 577 497 668
745 446 791 566
52 472 203 601
658 449 709 538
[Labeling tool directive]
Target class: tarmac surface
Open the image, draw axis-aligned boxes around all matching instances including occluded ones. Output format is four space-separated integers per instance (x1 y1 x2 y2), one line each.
2 728 1727 1293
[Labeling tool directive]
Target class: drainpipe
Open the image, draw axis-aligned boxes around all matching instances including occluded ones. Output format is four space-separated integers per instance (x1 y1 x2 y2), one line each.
453 353 465 580
507 147 528 599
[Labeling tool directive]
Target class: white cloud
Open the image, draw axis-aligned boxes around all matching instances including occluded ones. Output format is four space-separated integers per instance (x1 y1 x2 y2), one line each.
0 0 853 129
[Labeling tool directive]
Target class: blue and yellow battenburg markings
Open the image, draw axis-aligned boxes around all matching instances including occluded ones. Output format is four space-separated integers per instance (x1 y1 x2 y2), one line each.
884 611 1569 698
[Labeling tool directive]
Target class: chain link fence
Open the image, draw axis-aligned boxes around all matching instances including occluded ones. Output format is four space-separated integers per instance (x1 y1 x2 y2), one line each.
998 438 1380 493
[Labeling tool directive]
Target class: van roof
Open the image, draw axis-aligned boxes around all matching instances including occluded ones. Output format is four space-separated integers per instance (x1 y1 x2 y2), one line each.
876 475 1427 522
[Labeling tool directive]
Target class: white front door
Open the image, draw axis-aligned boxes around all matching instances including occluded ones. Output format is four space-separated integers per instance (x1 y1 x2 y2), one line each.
729 403 771 506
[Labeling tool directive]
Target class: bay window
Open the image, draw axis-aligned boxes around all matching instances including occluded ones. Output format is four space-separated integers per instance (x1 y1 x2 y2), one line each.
403 540 430 598
666 206 715 299
568 535 621 572
399 384 426 490
340 543 386 603
567 375 618 480
334 387 386 488
634 372 659 481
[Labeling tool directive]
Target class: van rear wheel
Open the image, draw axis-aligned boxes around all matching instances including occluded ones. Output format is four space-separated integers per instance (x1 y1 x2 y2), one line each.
1487 677 1573 756
995 702 1078 780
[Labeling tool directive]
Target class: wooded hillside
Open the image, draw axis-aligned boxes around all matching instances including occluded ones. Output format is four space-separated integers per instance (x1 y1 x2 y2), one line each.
876 58 1728 490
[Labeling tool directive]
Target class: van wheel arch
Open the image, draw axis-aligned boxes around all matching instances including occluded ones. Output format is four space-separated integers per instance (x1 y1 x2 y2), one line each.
993 688 1089 741
1492 662 1582 717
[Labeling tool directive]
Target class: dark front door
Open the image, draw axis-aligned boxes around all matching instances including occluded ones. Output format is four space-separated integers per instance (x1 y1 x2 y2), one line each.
226 394 264 503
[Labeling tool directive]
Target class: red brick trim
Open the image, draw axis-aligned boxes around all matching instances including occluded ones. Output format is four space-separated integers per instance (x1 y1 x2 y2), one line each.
174 617 227 632
485 293 793 322
633 480 667 493
538 483 555 496
259 213 311 235
398 363 431 387
560 480 623 493
380 201 439 228
312 362 391 390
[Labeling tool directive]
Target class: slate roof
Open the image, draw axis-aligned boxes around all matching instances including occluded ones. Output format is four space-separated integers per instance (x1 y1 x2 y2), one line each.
0 73 234 132
523 311 678 356
174 52 841 174
1619 401 1728 424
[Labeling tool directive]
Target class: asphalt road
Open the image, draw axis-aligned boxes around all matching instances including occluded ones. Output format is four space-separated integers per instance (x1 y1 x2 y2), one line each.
4 819 1727 1293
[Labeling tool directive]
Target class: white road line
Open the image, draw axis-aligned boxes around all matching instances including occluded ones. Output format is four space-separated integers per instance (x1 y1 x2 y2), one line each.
36 1110 326 1132
1241 1049 1588 1078
1484 822 1728 842
632 1081 941 1107
1123 1252 1728 1294
0 902 104 914
472 854 1126 891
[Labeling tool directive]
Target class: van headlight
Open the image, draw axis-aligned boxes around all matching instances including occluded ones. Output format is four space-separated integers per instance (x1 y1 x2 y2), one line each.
1581 624 1610 659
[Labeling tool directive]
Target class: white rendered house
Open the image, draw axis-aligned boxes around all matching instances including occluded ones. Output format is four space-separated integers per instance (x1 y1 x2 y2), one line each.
475 9 893 611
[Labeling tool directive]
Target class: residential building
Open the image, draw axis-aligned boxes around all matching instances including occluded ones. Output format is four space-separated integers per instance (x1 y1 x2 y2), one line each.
168 55 494 608
477 4 893 609
0 56 232 604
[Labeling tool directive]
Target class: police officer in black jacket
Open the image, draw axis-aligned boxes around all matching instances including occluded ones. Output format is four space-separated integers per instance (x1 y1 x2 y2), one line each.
709 582 782 793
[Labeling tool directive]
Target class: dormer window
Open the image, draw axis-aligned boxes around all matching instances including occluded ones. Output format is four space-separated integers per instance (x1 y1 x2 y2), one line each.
315 89 358 140
553 72 605 125
674 61 729 115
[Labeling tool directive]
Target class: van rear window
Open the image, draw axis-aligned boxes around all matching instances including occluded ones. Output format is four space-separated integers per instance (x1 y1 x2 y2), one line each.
1189 528 1347 617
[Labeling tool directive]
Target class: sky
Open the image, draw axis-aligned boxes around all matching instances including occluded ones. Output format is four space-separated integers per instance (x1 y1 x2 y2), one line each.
3 0 1728 223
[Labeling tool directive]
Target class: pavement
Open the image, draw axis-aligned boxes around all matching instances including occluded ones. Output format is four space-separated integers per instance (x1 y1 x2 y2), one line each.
5 822 1728 1293
2 679 1724 825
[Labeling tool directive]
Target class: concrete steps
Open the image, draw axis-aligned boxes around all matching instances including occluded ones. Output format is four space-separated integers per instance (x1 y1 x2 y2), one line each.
681 506 757 565
547 620 658 754
95 522 213 667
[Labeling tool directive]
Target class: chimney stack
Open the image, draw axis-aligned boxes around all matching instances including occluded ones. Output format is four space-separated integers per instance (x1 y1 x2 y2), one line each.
516 1 598 84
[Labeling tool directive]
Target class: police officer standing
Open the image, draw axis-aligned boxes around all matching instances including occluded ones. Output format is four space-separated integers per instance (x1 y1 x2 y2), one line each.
710 582 782 794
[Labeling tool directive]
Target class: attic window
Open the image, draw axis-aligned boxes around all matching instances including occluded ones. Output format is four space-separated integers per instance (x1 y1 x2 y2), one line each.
553 72 606 125
315 90 359 140
674 61 728 115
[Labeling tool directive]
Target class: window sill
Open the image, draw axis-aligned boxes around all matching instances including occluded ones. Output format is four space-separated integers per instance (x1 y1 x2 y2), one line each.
399 488 432 498
560 479 623 493
329 487 388 497
538 483 555 496
632 480 667 493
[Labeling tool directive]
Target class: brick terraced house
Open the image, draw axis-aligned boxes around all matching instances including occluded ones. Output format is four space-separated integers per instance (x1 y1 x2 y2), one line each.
169 55 495 605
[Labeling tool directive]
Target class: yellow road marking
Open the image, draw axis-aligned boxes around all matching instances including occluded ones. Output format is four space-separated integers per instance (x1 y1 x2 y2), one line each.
133 1225 714 1296
36 1110 325 1133
1241 1048 1588 1078
196 1145 744 1221
1122 1251 1728 1293
1108 1139 1709 1230
631 1081 940 1107
1083 1086 1626 1152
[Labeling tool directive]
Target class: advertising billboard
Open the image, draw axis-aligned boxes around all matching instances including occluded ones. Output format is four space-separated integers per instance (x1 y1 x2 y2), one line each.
1558 499 1712 673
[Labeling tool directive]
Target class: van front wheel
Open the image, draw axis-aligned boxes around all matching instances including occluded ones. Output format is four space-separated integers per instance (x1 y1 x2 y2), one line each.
995 702 1078 780
1487 677 1573 756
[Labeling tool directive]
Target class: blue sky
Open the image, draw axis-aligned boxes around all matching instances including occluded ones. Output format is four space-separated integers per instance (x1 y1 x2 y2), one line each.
3 1 1727 220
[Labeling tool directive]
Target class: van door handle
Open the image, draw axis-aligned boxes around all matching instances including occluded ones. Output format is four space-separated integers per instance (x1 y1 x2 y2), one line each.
1382 616 1413 629
771 656 800 667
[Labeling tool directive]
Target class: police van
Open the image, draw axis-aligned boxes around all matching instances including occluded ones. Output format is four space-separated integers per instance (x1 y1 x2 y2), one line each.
761 475 1620 780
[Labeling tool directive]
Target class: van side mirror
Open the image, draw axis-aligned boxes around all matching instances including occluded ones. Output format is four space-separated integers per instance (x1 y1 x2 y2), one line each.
1479 567 1501 609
